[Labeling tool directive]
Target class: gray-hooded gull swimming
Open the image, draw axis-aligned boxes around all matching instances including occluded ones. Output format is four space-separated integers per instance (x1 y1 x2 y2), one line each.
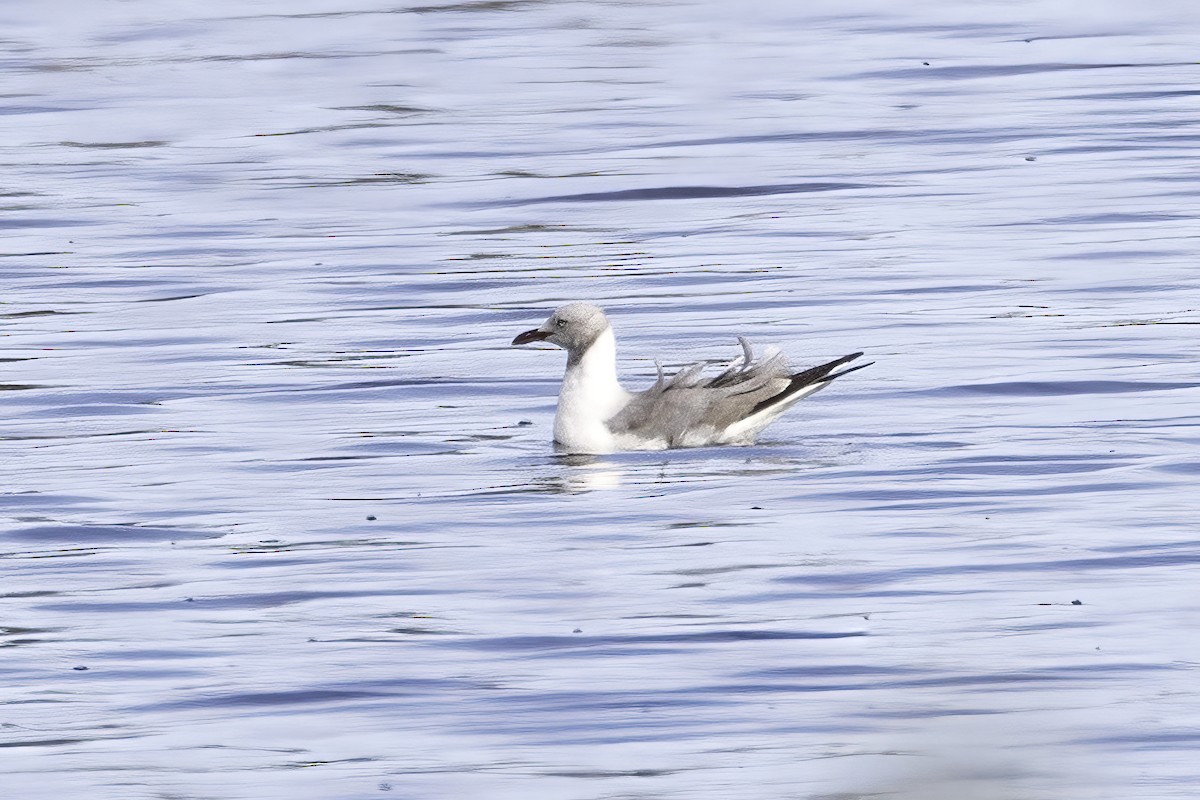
512 302 869 454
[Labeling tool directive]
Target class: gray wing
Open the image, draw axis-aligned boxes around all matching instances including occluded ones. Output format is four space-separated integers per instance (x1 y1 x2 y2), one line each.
608 338 793 445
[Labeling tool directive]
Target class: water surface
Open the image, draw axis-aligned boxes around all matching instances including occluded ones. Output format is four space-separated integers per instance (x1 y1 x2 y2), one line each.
4 1 1200 798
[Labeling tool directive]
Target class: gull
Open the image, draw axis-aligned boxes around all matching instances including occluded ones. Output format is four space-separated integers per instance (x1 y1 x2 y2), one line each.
512 302 869 454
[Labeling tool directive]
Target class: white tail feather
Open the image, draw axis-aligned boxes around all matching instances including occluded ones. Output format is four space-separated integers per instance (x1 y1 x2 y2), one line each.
719 380 831 442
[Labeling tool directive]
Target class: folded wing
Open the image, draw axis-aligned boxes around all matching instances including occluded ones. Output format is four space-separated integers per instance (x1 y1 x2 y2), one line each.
608 339 868 447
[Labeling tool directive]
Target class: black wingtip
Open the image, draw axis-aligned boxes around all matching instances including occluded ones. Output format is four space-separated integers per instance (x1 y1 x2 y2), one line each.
786 351 864 385
824 360 873 382
749 351 870 415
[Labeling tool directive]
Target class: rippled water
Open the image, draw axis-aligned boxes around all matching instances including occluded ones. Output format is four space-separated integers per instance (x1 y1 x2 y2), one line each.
4 1 1200 798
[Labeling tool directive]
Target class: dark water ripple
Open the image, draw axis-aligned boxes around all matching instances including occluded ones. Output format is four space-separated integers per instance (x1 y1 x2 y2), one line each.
487 182 879 205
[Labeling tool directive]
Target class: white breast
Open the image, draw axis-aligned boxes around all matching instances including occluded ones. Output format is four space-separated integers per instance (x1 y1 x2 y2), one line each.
553 327 630 454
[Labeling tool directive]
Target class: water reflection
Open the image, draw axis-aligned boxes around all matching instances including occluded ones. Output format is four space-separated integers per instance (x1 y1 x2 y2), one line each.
536 452 625 493
831 716 1110 800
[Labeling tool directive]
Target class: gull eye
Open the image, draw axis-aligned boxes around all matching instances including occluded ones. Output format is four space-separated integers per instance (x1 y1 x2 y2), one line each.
556 319 567 328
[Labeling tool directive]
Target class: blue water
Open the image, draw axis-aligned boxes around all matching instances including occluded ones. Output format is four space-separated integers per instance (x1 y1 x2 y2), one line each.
4 1 1200 798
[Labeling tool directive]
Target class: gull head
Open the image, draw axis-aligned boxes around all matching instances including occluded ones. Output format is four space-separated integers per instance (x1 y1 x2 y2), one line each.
512 302 610 355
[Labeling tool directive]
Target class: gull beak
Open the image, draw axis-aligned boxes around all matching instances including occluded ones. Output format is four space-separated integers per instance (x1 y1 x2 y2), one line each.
512 328 552 346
